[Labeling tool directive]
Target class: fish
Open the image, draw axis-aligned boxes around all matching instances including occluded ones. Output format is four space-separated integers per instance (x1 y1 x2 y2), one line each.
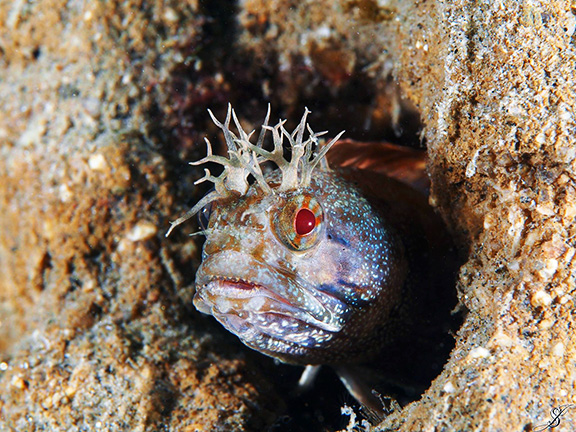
166 105 459 412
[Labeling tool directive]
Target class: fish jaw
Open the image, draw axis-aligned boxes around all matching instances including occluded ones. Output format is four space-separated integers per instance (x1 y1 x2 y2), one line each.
194 250 351 361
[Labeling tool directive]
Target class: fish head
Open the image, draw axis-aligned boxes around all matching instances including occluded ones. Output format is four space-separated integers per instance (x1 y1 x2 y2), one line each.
195 169 406 364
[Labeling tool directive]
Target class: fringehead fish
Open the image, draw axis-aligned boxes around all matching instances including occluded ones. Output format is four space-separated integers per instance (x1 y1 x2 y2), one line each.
167 105 458 412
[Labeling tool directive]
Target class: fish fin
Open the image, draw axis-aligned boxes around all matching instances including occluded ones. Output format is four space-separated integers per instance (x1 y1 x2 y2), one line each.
327 138 429 195
334 363 425 420
298 365 321 390
334 365 389 415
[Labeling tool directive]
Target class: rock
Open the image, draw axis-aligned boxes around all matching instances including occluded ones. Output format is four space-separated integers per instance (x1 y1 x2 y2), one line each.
0 1 282 430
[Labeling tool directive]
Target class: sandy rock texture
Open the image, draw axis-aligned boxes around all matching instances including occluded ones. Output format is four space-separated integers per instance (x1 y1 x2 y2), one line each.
0 1 283 430
1 0 575 431
386 1 576 431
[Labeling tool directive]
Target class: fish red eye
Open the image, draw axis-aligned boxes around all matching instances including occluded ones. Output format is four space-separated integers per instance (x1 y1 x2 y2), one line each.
295 208 316 235
274 194 323 251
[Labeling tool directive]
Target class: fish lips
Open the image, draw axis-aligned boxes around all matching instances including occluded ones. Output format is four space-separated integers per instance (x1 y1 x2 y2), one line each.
194 251 350 350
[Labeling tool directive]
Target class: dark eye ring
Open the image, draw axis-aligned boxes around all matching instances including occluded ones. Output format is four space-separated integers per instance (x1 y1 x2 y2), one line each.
198 202 213 230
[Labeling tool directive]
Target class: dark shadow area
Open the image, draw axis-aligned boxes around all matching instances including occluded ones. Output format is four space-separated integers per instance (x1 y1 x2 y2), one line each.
263 364 361 432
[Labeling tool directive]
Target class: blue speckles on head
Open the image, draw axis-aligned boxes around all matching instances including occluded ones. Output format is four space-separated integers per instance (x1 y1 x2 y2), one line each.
316 173 400 311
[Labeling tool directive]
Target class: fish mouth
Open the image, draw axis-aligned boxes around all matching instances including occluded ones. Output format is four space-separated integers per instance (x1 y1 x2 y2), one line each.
194 251 350 353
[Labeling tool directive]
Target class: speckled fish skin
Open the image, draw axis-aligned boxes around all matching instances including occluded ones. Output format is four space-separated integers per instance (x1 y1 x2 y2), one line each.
194 169 409 365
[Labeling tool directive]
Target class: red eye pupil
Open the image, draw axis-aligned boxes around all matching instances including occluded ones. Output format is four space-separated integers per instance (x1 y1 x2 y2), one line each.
295 208 316 236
